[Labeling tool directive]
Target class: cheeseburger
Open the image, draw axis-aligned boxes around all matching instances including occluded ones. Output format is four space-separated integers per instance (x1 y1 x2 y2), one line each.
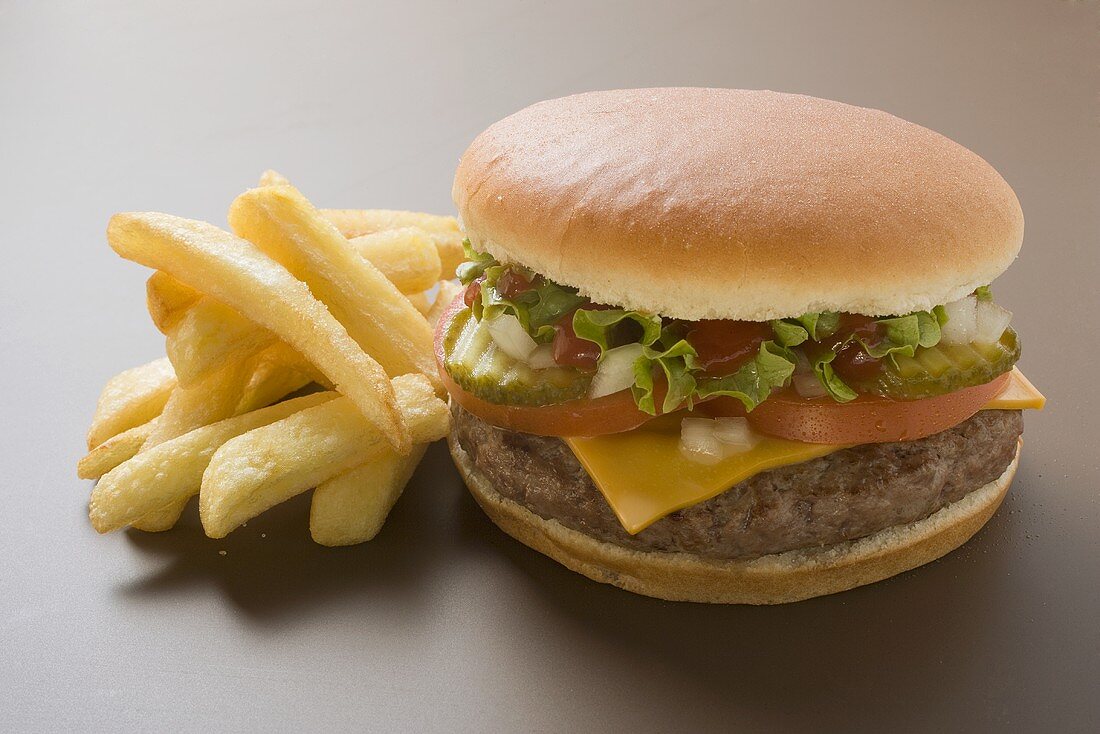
436 88 1044 604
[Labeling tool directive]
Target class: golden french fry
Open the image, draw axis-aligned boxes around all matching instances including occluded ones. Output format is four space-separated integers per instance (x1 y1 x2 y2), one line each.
322 210 464 278
107 213 409 453
146 272 201 334
167 298 276 387
131 350 316 532
142 357 255 448
228 186 439 393
200 374 449 538
131 502 187 532
161 250 441 389
237 353 317 412
406 290 431 316
309 445 428 546
426 231 465 279
164 264 435 388
80 351 318 482
427 280 463 329
130 350 321 533
258 169 291 187
131 357 257 531
349 227 442 294
86 358 176 449
89 393 336 533
77 420 155 480
155 217 438 387
321 208 460 239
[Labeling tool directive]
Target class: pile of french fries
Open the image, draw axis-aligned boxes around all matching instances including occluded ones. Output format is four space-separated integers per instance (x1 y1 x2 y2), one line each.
78 171 464 546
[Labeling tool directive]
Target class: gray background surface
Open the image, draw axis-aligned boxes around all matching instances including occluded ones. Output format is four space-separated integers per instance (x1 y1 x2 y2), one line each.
2 1 1098 731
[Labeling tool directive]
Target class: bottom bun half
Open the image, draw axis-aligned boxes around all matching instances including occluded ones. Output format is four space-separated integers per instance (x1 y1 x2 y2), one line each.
449 434 1019 604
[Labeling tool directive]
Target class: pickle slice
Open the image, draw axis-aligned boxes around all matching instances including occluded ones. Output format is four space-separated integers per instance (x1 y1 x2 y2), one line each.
442 307 592 405
852 328 1020 399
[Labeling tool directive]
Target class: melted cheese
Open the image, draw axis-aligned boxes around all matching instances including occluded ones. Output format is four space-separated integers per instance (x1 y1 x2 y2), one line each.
565 367 1044 535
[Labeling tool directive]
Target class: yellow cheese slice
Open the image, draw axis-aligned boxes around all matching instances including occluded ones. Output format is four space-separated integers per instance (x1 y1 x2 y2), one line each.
565 367 1044 535
985 367 1046 410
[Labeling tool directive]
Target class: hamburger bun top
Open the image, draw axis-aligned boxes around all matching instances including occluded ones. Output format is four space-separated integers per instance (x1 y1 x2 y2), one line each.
453 88 1023 321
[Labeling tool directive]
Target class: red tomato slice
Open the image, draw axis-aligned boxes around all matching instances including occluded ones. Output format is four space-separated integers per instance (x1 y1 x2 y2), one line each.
434 298 663 436
719 372 1012 444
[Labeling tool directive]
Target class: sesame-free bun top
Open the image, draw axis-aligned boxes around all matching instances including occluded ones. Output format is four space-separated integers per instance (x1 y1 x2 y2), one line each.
453 88 1024 321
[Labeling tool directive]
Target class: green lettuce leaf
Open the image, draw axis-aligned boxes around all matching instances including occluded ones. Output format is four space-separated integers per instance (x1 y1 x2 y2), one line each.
480 276 587 342
457 245 586 340
455 240 496 285
770 319 809 348
795 312 840 341
974 285 993 302
809 350 858 402
694 341 797 411
771 312 841 347
631 339 698 415
864 310 943 359
573 309 662 352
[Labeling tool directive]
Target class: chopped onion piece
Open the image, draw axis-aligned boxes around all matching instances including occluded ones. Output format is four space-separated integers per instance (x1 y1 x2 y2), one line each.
485 312 538 362
713 417 759 451
589 343 644 399
974 300 1012 344
793 348 811 373
527 344 557 369
940 296 978 344
680 416 762 464
679 418 724 465
793 372 827 398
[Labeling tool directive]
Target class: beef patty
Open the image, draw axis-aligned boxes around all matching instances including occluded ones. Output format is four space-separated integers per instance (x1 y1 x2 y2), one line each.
452 406 1023 561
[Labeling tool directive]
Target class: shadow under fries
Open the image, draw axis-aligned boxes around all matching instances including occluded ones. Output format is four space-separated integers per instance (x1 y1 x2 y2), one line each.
119 441 465 624
456 464 1033 730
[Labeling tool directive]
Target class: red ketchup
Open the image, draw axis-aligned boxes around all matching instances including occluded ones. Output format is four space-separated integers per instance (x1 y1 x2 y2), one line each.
462 276 485 308
686 320 774 376
495 268 534 298
551 304 616 370
551 312 598 369
826 314 883 383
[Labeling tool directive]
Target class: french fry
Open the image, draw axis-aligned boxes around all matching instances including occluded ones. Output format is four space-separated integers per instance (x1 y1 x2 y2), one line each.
348 227 441 294
77 420 155 480
426 231 465 279
321 208 460 238
107 213 410 453
141 357 255 448
130 502 187 532
87 358 176 449
131 347 318 533
322 209 465 278
427 280 463 329
309 445 428 546
200 374 449 538
158 240 437 388
258 169 291 187
146 271 201 334
228 186 440 393
79 352 319 482
128 344 320 533
166 298 275 387
131 357 257 531
89 393 335 533
237 351 319 412
406 290 431 316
